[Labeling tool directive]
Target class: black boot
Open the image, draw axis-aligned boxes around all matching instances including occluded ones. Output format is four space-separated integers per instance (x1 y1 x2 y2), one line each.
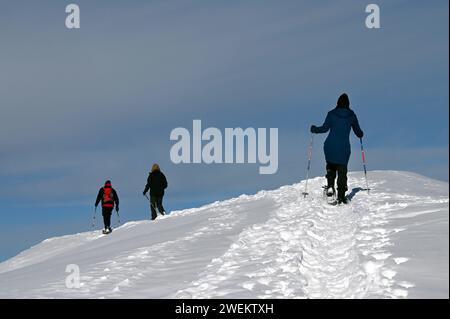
337 189 348 204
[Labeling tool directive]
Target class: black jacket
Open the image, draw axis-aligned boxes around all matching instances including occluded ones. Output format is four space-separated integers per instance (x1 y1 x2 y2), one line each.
95 187 119 209
143 170 168 197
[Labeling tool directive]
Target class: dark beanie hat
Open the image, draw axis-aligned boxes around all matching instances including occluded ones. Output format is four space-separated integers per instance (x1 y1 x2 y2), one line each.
337 93 350 109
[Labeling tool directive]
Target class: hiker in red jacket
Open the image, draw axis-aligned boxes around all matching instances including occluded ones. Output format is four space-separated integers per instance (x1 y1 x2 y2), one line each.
95 180 119 233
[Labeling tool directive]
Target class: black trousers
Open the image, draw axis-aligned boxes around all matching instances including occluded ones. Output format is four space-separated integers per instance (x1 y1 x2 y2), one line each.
326 162 348 194
102 206 113 228
150 196 165 220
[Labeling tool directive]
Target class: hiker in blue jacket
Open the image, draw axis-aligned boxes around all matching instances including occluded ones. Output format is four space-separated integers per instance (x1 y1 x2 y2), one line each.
311 93 364 204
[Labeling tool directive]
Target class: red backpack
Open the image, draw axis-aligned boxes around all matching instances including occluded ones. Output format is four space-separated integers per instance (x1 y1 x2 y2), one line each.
103 187 114 208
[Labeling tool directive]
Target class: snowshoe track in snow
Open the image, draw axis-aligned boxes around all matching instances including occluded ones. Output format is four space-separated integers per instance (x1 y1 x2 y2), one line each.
174 177 400 298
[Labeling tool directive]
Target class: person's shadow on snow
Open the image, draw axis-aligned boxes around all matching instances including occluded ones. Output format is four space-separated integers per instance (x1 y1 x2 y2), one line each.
347 187 364 201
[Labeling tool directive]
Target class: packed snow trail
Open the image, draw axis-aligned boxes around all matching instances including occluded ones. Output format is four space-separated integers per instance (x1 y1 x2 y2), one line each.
173 173 418 298
0 171 448 298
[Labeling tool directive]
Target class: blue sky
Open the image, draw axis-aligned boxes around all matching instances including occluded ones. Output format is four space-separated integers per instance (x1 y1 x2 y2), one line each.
0 0 448 261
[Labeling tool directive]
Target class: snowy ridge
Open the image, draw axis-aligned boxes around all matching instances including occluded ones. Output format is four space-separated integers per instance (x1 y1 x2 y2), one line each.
0 171 448 298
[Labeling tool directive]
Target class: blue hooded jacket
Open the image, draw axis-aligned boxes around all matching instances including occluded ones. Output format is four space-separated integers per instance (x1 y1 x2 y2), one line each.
314 99 364 166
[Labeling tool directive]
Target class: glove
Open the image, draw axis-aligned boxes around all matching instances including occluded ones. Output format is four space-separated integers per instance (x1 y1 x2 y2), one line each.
143 191 146 196
116 207 119 212
310 125 318 134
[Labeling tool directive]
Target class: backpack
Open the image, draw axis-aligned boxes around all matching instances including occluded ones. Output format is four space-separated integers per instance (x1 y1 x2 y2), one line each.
103 187 114 207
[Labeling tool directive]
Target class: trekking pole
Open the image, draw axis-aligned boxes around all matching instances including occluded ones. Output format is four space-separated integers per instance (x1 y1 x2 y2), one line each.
302 133 314 198
145 193 162 217
92 206 97 228
116 209 121 224
360 138 370 194
144 194 152 219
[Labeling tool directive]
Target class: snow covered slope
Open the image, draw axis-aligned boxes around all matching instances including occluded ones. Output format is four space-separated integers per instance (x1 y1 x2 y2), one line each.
0 171 448 299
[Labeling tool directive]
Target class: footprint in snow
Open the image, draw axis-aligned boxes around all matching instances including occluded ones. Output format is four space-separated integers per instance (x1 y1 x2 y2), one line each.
242 282 255 291
398 281 415 288
391 288 408 298
382 269 397 279
393 257 409 265
371 252 392 260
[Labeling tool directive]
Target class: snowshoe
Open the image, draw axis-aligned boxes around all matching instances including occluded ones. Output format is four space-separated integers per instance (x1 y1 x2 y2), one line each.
329 201 338 206
102 227 113 235
323 185 337 205
326 187 335 197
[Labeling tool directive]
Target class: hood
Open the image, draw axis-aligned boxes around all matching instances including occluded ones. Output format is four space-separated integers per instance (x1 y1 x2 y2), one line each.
336 93 350 109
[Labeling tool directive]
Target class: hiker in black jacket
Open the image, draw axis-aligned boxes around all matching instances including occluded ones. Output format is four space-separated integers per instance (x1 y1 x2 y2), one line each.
143 164 168 220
